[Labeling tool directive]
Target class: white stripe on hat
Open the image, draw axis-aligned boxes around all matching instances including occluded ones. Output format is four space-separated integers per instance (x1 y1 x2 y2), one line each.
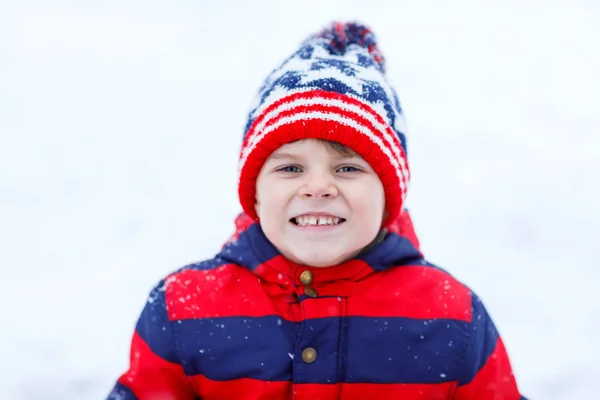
239 110 408 194
243 94 407 173
242 92 409 186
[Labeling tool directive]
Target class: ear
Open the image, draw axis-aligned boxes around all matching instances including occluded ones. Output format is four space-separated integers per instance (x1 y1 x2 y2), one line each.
254 198 260 218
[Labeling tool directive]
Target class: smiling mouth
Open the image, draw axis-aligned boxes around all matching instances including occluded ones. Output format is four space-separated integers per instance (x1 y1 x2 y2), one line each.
290 215 346 227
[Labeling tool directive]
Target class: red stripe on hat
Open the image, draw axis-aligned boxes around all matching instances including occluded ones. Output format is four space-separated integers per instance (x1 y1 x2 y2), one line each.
251 107 406 190
255 97 405 170
239 91 410 200
241 90 405 163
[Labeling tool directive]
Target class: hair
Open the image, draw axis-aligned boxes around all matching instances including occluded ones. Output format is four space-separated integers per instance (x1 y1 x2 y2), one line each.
316 139 358 158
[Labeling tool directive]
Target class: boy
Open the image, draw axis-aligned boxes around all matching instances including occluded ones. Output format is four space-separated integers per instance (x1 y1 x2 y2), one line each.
107 22 526 399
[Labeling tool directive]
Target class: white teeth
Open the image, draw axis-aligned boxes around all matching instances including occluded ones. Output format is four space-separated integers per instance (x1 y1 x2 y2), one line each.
294 215 343 226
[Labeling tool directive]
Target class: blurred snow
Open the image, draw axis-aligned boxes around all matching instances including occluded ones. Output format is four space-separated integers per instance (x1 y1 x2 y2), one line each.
1 1 598 398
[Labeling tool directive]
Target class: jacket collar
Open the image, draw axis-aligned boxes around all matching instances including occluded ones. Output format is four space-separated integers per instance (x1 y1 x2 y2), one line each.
218 211 423 288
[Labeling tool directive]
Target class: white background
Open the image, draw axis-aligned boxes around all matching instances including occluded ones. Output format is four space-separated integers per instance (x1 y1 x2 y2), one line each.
1 1 598 398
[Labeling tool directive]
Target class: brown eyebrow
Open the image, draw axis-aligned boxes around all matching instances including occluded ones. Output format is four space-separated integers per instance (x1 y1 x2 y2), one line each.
268 152 360 162
268 152 301 161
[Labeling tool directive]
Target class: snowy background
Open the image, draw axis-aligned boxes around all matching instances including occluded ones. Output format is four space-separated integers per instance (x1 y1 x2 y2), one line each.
1 0 599 398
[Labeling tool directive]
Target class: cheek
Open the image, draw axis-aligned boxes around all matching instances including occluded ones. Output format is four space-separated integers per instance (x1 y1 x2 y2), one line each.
255 184 289 221
255 177 274 217
353 180 385 215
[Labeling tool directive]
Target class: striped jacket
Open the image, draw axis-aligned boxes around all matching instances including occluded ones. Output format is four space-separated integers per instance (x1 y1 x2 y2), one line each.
107 212 526 399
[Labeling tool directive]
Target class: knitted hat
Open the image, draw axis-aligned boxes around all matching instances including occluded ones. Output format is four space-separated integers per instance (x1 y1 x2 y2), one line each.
238 21 410 226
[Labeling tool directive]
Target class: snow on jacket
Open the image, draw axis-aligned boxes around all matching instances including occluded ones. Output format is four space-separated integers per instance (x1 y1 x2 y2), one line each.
106 211 526 400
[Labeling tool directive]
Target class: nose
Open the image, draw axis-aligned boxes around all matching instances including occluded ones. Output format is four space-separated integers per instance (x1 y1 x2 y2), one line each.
299 172 338 199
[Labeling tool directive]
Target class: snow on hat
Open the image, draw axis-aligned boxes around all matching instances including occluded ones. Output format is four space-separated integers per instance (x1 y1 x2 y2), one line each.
237 21 410 226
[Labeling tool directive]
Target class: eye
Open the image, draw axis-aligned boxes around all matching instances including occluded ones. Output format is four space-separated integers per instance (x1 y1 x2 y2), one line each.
277 165 303 173
337 165 361 173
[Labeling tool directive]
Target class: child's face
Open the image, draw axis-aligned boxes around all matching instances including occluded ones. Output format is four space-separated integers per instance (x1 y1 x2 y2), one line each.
255 139 385 267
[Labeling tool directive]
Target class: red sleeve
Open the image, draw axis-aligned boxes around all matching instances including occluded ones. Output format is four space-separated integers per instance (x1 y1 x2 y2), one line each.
453 293 527 400
106 280 196 400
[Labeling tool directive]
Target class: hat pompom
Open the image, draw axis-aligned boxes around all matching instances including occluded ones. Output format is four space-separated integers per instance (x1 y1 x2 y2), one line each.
313 21 386 73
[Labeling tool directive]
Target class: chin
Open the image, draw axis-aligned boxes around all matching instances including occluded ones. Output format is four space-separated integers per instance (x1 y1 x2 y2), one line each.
291 248 350 268
299 258 338 268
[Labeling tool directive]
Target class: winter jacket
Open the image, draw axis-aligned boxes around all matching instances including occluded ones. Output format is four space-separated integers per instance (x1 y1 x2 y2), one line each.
107 212 526 400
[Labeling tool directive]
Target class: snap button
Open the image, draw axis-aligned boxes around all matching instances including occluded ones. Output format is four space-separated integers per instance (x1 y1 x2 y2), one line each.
299 270 313 285
301 347 317 363
304 287 318 298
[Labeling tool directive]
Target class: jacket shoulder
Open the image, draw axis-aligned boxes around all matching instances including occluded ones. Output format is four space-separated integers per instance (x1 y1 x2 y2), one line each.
163 255 247 288
382 260 476 322
157 256 258 320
